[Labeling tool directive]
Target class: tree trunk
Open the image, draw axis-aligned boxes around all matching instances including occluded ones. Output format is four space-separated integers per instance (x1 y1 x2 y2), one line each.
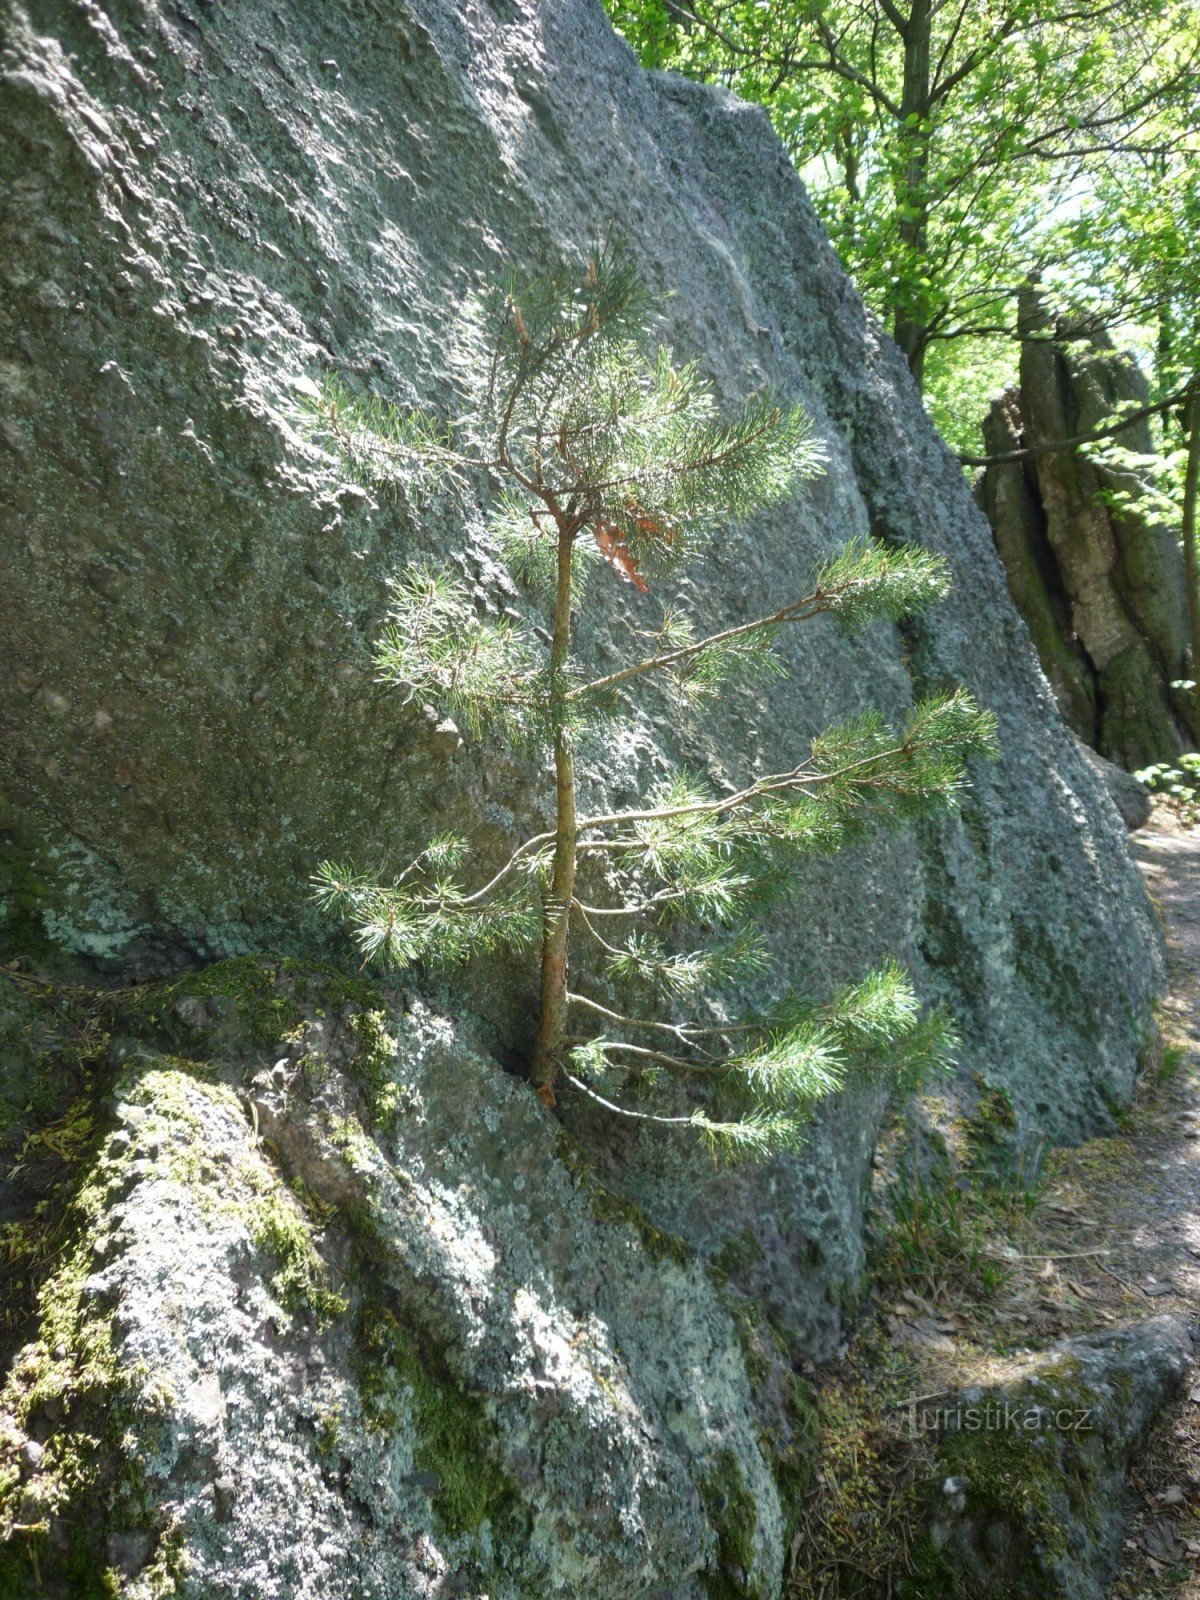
892 0 932 388
1182 380 1200 744
530 519 578 1094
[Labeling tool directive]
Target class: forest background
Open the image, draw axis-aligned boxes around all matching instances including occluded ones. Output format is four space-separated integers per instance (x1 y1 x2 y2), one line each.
605 0 1200 704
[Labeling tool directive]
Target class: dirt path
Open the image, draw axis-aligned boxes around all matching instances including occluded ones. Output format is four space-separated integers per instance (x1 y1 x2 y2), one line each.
789 811 1200 1599
874 810 1200 1597
1026 817 1200 1326
1100 819 1200 1598
967 811 1200 1597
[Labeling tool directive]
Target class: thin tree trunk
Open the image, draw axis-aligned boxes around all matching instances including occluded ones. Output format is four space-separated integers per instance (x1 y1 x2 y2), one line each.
530 519 578 1095
893 0 932 388
1182 379 1200 744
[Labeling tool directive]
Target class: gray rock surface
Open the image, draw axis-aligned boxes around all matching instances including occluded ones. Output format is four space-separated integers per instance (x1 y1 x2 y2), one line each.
977 298 1192 770
915 1315 1193 1599
1078 742 1153 832
0 0 1172 1591
0 965 809 1599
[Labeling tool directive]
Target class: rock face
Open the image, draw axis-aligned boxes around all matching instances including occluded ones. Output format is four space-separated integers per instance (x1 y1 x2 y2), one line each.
0 0 1169 1593
1077 743 1153 833
977 300 1192 771
0 964 808 1600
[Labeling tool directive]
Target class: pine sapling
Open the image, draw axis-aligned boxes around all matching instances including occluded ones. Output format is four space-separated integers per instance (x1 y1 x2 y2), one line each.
308 243 998 1156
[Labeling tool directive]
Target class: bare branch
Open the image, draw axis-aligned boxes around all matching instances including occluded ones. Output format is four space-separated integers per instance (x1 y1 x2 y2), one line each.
562 1071 698 1125
957 382 1195 467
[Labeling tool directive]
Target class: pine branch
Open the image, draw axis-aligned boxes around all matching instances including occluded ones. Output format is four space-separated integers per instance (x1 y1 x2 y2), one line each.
303 376 483 490
372 566 545 743
571 689 997 838
569 539 951 702
565 1036 712 1073
566 991 726 1057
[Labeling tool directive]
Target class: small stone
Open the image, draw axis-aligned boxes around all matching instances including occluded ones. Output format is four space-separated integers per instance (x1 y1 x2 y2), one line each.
433 716 463 753
213 1475 236 1523
106 1531 154 1578
19 1440 43 1473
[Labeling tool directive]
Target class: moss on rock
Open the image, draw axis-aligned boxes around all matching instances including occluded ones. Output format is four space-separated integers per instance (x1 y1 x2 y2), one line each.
354 1303 518 1539
0 1102 180 1598
700 1448 763 1600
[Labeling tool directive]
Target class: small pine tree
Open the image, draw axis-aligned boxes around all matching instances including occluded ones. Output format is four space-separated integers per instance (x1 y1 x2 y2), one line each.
308 242 997 1156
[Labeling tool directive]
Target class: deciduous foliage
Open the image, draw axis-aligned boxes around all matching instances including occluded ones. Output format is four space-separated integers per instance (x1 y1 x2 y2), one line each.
308 245 996 1154
1051 116 1200 733
605 1 1198 409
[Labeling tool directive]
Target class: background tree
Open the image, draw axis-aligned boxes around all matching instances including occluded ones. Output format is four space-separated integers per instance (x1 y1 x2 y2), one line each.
308 245 997 1155
1049 113 1200 733
605 0 1199 440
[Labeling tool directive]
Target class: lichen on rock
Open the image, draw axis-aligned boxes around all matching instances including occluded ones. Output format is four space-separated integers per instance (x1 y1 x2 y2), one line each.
0 964 803 1597
0 0 1178 1591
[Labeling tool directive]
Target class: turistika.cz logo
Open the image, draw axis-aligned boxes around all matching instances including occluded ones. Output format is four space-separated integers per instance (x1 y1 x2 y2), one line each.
897 1395 1095 1436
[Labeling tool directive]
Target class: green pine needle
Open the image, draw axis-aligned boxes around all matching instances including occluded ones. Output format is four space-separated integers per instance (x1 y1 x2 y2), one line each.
812 537 952 632
372 565 544 744
309 242 994 1158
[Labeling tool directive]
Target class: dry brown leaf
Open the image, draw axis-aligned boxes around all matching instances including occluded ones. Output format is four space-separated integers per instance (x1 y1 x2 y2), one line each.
594 518 649 593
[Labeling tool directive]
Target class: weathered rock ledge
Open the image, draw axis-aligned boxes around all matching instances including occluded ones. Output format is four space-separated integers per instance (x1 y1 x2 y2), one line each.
0 962 814 1599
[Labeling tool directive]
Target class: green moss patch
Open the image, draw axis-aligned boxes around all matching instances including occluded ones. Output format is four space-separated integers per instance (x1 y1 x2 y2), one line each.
901 1358 1111 1600
121 955 304 1054
700 1448 762 1600
0 1117 180 1598
355 1304 516 1538
251 1195 347 1330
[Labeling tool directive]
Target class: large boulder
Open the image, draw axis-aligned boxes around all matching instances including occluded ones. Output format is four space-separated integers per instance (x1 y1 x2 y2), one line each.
912 1316 1193 1599
0 964 809 1600
977 296 1192 770
0 1 1169 1590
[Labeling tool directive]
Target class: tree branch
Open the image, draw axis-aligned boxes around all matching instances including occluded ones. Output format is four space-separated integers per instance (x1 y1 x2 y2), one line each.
562 1071 699 1125
957 382 1195 467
